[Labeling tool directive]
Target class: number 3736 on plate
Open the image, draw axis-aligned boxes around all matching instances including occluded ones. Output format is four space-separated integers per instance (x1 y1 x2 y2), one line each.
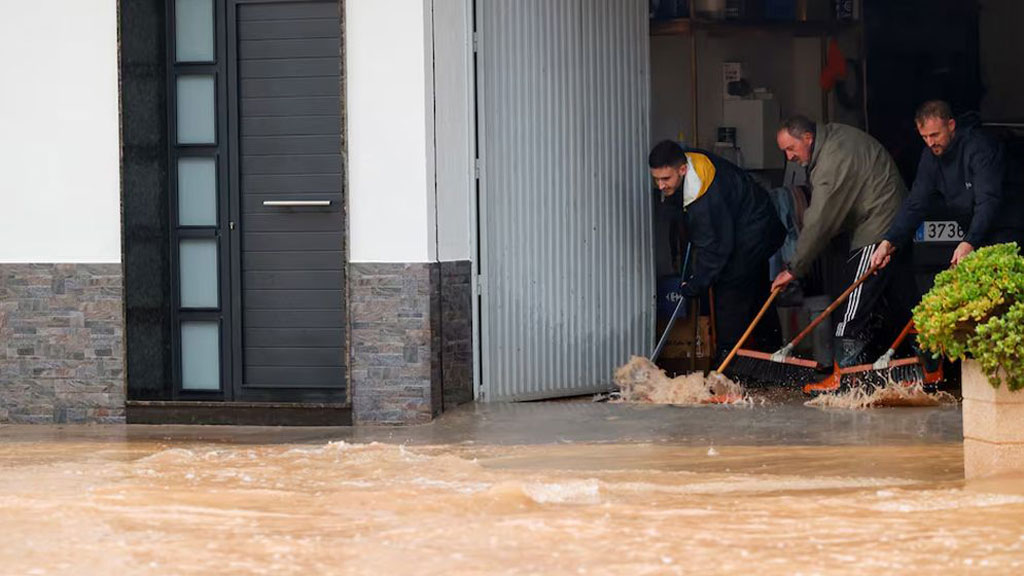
915 221 965 243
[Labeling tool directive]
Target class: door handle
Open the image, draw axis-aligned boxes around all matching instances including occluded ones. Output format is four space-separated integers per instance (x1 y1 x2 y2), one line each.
262 200 332 207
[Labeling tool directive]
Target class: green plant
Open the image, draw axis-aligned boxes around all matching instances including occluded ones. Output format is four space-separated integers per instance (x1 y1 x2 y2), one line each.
969 301 1024 391
913 243 1024 390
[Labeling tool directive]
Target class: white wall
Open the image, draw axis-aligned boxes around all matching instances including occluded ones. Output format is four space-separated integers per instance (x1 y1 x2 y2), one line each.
651 30 861 150
653 33 806 148
650 35 691 146
0 1 120 263
346 0 437 263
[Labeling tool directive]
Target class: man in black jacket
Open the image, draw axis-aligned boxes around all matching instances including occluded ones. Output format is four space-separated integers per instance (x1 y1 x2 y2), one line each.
871 100 1024 269
648 140 786 360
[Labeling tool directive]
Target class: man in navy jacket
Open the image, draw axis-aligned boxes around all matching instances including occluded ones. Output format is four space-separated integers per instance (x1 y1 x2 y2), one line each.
648 140 785 360
871 100 1024 269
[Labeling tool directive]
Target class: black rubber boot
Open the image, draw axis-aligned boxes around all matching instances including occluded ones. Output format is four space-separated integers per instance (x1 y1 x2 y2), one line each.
910 337 943 393
835 337 873 392
835 338 871 369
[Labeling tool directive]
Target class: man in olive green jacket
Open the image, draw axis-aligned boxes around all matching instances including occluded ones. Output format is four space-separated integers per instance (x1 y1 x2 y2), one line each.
771 116 914 391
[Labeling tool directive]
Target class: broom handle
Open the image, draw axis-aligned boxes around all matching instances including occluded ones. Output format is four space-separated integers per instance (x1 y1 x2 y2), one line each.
789 261 881 348
650 243 693 363
882 262 949 351
716 286 782 373
888 318 916 350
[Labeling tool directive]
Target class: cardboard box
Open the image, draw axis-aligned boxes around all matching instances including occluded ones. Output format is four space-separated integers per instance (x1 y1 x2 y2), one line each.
655 314 713 375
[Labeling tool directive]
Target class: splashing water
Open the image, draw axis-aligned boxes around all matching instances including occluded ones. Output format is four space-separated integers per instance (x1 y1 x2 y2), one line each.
806 378 958 410
612 356 747 405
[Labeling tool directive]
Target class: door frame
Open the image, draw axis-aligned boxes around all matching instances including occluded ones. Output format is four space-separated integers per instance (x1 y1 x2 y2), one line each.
225 0 243 402
467 0 483 402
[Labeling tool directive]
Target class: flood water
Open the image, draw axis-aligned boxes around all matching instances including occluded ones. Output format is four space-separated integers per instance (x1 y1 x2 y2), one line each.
2 403 1023 575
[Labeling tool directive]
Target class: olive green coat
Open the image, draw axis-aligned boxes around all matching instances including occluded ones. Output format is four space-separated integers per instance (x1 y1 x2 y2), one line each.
790 123 906 277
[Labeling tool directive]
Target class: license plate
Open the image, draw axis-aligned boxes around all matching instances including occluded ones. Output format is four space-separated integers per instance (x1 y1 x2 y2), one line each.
915 221 965 242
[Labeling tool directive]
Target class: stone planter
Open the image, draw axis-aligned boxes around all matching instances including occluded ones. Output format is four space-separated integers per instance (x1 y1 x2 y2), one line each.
962 359 1024 479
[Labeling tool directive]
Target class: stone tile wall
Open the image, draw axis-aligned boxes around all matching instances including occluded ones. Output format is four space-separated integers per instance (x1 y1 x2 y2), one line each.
440 261 473 409
0 264 126 423
349 263 442 424
0 259 470 424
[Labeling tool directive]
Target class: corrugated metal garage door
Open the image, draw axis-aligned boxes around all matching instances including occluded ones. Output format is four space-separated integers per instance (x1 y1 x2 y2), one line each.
476 0 653 401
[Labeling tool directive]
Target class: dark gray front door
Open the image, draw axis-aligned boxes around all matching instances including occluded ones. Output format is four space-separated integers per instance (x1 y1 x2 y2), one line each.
228 0 346 403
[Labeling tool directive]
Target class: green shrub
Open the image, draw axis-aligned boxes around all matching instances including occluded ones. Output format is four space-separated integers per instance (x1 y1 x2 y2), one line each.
913 243 1024 390
969 301 1024 391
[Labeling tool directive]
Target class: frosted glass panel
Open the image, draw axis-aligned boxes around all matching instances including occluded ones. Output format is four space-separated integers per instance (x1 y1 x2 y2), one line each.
178 157 217 226
181 321 220 391
175 0 214 62
179 238 218 308
176 76 216 144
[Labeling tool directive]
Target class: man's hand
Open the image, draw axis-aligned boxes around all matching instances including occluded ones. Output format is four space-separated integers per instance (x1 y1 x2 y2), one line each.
951 241 975 266
870 240 896 270
772 269 795 292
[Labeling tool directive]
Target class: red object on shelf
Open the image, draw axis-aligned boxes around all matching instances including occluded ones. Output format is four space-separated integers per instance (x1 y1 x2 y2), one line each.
819 38 848 91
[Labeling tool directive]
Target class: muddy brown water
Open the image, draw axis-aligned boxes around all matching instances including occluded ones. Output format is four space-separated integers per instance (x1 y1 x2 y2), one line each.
2 427 1024 575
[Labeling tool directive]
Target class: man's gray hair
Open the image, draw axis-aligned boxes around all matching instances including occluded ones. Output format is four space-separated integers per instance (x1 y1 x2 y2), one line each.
780 115 817 139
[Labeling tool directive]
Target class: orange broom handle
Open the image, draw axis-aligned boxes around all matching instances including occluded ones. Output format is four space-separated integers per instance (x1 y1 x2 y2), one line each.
716 287 782 373
788 262 881 349
889 318 916 351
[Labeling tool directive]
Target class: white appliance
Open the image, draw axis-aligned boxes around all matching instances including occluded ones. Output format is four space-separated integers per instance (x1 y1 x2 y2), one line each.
723 99 784 170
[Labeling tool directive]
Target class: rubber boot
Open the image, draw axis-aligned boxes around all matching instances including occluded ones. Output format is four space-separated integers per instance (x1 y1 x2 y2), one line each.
835 337 871 368
802 338 870 395
910 337 944 392
802 362 841 395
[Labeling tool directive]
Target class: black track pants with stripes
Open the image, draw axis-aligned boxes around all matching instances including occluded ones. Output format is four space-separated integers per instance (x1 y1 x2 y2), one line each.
830 242 915 357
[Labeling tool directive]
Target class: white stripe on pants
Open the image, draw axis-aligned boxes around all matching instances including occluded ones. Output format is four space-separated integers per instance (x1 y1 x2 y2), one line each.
836 243 875 338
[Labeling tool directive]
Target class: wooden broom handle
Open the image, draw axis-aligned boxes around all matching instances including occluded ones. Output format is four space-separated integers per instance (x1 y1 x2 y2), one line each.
716 287 782 373
790 261 881 348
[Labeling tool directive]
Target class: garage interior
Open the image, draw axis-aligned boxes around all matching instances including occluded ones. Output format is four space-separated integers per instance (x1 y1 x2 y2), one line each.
642 0 1024 377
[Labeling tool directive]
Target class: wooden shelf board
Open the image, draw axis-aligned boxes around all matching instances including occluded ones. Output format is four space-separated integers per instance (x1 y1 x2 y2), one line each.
651 18 860 38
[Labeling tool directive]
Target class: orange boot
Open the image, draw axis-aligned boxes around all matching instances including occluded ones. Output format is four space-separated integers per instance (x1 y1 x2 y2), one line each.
921 361 944 393
802 363 841 395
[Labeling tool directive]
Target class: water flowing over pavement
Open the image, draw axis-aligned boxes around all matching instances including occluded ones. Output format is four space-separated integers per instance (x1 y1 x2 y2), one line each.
2 401 1023 575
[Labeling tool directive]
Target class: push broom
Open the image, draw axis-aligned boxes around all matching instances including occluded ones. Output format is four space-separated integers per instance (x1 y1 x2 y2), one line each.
704 285 783 403
727 262 882 385
713 287 782 373
822 318 945 393
820 259 959 393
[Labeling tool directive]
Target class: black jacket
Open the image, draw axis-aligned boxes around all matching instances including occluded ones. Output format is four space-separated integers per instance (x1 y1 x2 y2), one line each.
885 113 1024 248
678 150 786 297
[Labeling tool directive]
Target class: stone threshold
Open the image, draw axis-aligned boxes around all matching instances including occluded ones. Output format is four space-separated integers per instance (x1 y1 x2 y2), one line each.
126 401 352 427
